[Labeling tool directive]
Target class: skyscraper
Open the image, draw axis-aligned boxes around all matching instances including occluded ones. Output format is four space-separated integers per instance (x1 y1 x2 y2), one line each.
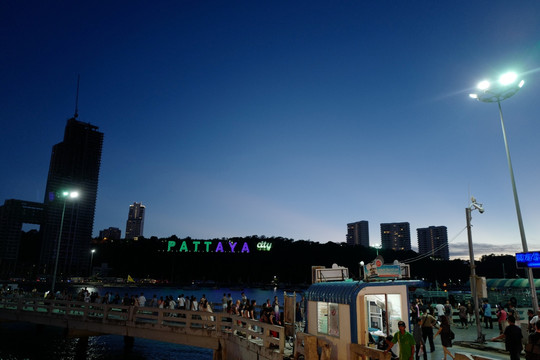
380 222 411 251
346 221 369 247
125 202 145 239
417 226 449 260
40 116 104 277
0 199 45 276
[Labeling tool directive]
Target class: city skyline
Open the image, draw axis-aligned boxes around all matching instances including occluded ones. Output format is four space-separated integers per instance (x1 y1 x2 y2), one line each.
2 2 540 260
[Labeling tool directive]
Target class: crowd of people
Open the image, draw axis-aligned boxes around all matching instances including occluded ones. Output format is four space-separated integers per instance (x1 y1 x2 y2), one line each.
401 297 540 360
45 288 305 334
1 285 305 330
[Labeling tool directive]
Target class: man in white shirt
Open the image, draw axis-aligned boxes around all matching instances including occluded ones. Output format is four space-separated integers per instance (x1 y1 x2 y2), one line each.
435 303 445 322
530 310 540 328
178 294 186 310
138 293 146 307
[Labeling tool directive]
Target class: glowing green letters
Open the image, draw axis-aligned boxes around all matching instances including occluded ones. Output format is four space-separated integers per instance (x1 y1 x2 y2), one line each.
167 240 258 253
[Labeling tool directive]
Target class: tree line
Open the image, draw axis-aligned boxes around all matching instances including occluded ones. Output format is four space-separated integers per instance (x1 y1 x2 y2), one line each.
89 235 533 287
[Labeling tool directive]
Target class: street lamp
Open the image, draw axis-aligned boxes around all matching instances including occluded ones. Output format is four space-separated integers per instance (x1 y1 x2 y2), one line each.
469 71 538 313
51 190 79 294
466 196 484 343
90 249 96 276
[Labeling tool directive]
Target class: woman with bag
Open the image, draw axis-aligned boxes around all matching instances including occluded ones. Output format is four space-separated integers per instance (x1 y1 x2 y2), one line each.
435 315 455 360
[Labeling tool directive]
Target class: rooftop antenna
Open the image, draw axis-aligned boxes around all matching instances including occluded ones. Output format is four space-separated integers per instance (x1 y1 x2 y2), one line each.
74 74 80 119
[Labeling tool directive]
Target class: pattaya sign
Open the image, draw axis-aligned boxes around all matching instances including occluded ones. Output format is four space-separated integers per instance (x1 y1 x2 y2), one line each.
167 240 272 253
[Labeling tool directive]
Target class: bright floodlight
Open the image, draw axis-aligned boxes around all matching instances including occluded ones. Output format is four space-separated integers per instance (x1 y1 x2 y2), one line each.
469 71 524 103
477 80 490 90
499 72 518 85
62 190 79 198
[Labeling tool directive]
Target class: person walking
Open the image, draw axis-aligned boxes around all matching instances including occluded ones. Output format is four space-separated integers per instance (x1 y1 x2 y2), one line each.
420 309 437 352
436 302 445 322
496 305 508 335
444 300 453 325
435 315 455 360
385 320 415 360
483 299 493 329
526 320 540 360
467 300 475 325
458 303 468 329
491 315 523 360
413 317 427 360
530 310 540 334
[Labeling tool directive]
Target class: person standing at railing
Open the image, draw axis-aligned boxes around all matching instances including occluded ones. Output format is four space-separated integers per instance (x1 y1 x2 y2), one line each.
178 294 185 310
138 293 146 307
222 293 228 312
191 296 198 311
273 296 280 322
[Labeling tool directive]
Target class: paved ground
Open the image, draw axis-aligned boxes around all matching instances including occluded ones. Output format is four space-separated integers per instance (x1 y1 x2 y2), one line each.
422 320 524 360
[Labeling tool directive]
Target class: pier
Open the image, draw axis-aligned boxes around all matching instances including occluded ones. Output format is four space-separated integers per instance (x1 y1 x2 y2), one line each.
0 296 293 360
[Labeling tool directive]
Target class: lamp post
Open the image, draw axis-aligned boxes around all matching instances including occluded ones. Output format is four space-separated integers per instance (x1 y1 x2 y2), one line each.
466 196 484 343
51 190 79 294
90 249 96 276
469 71 538 313
359 261 364 281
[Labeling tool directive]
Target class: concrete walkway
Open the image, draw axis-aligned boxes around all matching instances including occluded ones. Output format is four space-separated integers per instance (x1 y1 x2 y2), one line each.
420 320 528 360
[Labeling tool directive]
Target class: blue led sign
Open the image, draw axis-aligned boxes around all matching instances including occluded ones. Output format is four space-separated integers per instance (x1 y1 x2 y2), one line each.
516 252 540 268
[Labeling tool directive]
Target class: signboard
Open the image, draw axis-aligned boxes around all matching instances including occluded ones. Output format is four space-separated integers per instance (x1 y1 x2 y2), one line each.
366 264 402 278
166 239 272 253
516 252 540 268
314 266 349 283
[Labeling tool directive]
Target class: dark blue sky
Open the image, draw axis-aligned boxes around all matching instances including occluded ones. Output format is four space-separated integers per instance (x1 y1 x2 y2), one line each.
2 1 540 258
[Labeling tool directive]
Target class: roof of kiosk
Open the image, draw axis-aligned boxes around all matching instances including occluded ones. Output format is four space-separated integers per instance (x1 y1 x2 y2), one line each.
306 280 422 306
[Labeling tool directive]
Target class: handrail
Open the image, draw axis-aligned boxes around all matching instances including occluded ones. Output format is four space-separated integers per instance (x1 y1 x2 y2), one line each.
0 296 286 353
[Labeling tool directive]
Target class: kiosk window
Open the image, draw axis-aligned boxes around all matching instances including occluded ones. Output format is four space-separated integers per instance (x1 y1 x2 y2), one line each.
366 294 403 340
317 302 340 337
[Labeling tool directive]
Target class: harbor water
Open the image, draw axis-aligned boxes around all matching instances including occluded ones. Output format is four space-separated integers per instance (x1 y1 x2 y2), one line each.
0 285 303 360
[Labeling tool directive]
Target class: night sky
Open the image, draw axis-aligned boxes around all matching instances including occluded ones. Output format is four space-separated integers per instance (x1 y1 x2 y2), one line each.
2 1 540 259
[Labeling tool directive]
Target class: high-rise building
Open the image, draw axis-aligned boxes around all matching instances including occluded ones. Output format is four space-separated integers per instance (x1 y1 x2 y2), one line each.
99 227 121 241
40 116 104 277
346 221 369 247
417 226 449 260
0 199 45 276
125 202 145 239
380 222 411 251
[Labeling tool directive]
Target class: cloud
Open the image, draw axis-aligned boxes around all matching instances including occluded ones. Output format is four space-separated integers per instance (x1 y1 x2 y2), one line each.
450 242 521 259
